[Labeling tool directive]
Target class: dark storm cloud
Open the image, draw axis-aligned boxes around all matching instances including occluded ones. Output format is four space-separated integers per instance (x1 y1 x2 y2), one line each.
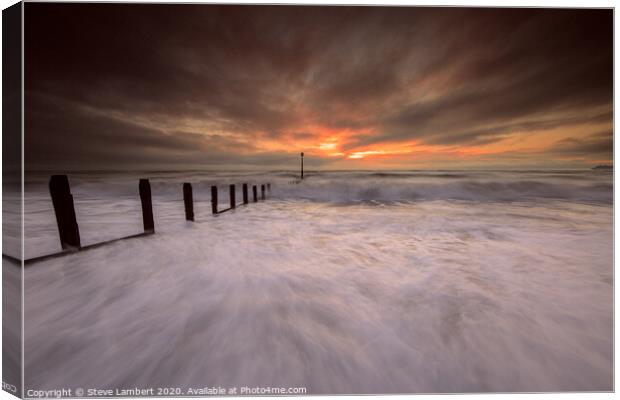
24 94 293 170
371 108 613 148
551 131 613 158
361 9 613 146
24 4 612 169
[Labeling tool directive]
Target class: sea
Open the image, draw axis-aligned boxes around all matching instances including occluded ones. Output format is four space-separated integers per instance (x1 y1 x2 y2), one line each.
3 169 614 393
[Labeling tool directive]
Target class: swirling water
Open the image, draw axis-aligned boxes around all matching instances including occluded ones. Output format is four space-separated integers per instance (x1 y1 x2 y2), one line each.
10 170 613 393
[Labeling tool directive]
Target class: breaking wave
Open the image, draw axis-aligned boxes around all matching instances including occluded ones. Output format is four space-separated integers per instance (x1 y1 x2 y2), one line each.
24 169 614 205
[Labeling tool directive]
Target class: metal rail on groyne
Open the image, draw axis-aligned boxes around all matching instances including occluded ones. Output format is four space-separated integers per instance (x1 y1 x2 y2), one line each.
3 175 272 266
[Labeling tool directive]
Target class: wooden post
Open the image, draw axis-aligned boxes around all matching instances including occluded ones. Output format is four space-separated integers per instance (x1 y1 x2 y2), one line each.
139 179 155 233
49 175 81 249
301 152 304 180
183 183 194 221
211 185 218 214
267 183 271 192
261 184 266 200
252 185 258 202
229 184 236 209
242 183 248 204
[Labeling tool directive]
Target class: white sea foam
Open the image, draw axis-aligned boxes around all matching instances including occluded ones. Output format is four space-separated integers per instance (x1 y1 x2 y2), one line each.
12 170 613 393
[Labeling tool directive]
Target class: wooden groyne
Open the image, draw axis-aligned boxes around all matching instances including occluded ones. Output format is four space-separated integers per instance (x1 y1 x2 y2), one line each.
206 182 272 215
5 175 272 266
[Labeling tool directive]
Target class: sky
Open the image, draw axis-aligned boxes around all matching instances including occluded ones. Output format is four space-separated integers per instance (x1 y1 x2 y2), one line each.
25 4 613 171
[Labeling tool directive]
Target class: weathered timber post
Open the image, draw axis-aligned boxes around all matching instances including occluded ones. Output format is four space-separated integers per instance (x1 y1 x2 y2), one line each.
252 185 258 202
229 184 236 209
301 152 304 180
49 175 81 249
242 183 249 204
261 184 266 200
139 179 155 233
211 185 218 214
183 182 194 221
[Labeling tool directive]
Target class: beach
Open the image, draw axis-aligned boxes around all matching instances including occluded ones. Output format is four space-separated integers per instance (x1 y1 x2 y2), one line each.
12 169 613 393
